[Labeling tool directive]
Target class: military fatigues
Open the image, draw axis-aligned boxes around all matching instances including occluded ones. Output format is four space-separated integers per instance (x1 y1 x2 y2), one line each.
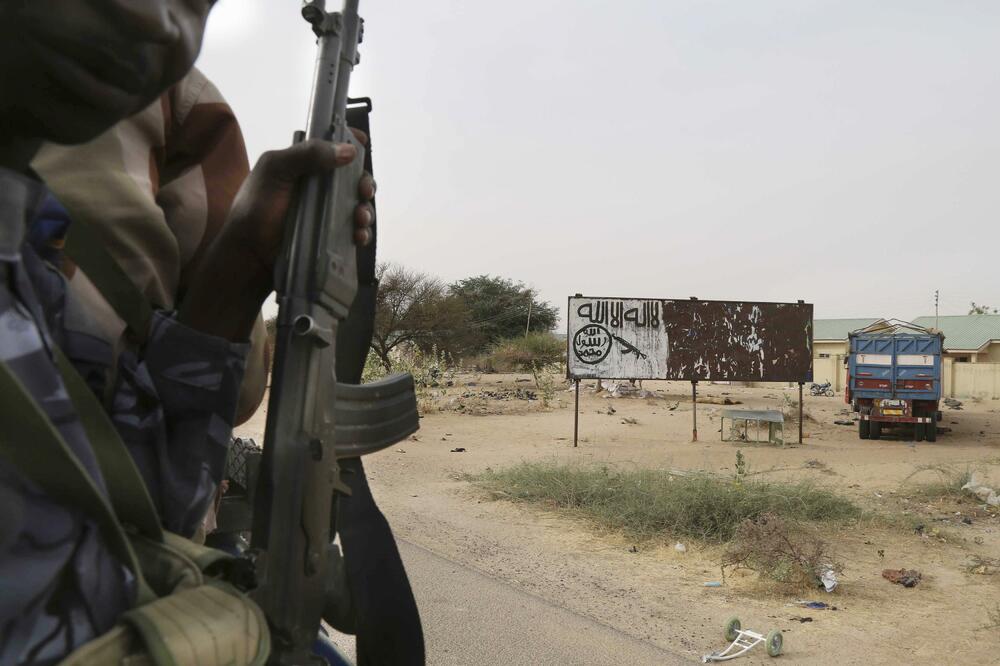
32 67 269 427
0 168 247 664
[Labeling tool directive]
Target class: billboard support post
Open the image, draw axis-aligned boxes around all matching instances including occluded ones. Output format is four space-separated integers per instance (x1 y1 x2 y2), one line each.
691 380 698 442
573 379 580 448
798 382 804 444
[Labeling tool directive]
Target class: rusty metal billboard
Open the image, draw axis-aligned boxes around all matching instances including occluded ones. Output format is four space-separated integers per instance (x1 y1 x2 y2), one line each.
567 296 813 382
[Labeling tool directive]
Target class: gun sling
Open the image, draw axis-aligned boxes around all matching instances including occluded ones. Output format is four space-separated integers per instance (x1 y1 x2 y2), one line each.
0 351 270 666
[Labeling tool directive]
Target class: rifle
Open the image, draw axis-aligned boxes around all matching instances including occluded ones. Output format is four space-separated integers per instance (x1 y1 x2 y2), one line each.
250 2 419 662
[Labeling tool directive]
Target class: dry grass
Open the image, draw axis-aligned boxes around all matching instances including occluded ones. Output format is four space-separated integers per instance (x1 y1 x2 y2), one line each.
468 461 863 543
902 465 974 499
721 513 842 586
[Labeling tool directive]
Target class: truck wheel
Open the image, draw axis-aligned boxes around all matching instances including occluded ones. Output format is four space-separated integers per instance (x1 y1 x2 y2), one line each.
914 422 925 442
870 421 881 440
925 422 937 442
859 418 870 440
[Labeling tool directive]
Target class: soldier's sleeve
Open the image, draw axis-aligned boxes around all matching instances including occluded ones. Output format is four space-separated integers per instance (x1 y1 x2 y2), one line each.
158 68 269 426
108 311 248 537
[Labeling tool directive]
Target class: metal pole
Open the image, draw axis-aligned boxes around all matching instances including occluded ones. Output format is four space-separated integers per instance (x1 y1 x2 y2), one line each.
525 298 533 337
798 382 804 444
691 380 698 442
573 379 580 447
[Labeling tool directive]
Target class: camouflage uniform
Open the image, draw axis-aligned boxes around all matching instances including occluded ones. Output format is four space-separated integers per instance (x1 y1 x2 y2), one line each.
32 67 269 426
0 167 247 664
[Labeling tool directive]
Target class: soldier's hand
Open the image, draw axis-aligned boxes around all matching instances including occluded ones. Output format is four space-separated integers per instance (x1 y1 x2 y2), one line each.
227 132 375 278
178 132 374 341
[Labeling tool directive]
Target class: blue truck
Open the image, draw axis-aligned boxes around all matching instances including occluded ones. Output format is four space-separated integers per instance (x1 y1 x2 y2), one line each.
847 326 944 441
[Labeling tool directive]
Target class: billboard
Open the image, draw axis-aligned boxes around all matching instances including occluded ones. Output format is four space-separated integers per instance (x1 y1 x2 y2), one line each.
567 298 670 380
567 296 813 382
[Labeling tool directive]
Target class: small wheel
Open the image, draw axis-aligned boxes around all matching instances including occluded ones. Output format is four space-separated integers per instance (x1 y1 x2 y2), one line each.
766 629 783 657
870 421 882 440
724 616 741 642
859 418 870 440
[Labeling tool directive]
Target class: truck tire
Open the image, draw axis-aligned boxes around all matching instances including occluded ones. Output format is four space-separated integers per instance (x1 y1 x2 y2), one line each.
859 418 870 440
914 422 925 442
926 421 937 442
870 421 882 440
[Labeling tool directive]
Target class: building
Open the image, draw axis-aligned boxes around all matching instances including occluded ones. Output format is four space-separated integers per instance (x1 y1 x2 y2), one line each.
812 315 1000 398
813 318 886 360
911 315 1000 363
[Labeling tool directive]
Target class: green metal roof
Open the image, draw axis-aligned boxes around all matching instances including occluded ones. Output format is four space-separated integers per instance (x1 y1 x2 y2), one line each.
813 318 885 341
912 315 1000 351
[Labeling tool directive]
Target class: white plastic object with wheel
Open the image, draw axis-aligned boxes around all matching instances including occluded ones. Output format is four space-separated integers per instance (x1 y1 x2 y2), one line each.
702 617 784 662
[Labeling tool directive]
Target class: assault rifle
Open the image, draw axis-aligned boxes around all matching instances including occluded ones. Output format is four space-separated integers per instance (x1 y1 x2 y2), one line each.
249 1 419 662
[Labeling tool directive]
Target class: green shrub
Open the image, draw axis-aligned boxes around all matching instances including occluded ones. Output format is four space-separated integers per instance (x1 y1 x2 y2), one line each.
468 462 863 542
473 333 565 373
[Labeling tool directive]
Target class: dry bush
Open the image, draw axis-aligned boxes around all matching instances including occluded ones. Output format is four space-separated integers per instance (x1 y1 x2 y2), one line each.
721 513 842 586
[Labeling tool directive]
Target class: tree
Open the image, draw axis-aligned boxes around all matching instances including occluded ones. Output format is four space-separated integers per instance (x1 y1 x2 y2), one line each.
448 275 558 353
969 302 998 315
371 263 468 370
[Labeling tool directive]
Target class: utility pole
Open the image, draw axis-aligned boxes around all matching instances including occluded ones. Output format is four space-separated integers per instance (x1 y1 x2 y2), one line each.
935 289 939 331
524 297 533 337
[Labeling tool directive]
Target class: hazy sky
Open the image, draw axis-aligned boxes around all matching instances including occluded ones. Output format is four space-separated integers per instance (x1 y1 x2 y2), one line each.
197 0 1000 326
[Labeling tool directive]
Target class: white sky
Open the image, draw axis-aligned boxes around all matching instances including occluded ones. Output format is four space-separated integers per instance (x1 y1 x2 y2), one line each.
197 0 1000 326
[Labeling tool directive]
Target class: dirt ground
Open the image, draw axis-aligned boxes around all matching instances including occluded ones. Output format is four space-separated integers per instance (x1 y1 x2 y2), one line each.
236 374 1000 665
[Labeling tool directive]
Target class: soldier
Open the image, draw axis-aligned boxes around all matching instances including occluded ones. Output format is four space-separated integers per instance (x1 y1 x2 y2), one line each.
30 67 270 541
0 1 373 662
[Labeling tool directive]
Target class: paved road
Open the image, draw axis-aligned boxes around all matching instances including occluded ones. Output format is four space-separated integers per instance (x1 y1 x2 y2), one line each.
332 539 692 665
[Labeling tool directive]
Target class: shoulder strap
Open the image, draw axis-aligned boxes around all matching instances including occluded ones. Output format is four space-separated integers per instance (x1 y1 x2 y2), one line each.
0 357 156 604
63 217 154 344
52 347 164 542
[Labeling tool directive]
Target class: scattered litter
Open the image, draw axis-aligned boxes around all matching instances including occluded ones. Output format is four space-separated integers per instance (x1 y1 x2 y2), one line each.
461 388 537 401
833 420 854 426
606 405 617 415
819 569 838 592
944 397 963 410
621 417 639 425
791 600 838 610
449 447 466 453
628 545 639 554
674 542 687 553
396 449 406 453
702 581 722 587
668 401 680 411
699 395 743 406
789 616 813 623
882 568 921 587
962 473 1000 506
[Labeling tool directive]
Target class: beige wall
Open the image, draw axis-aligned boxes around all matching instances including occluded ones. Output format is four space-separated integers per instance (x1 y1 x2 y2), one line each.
944 359 1000 399
980 343 1000 363
814 340 848 358
807 341 1000 399
812 354 848 391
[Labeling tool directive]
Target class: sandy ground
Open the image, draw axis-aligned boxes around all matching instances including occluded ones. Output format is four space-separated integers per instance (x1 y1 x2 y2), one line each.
237 375 1000 665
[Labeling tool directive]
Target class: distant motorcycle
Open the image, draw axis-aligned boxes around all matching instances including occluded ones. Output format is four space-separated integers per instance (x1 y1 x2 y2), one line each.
810 381 835 397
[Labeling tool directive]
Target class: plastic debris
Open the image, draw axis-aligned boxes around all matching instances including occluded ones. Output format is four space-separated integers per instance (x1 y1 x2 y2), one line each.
820 569 838 592
703 581 722 587
674 542 687 553
882 568 921 587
